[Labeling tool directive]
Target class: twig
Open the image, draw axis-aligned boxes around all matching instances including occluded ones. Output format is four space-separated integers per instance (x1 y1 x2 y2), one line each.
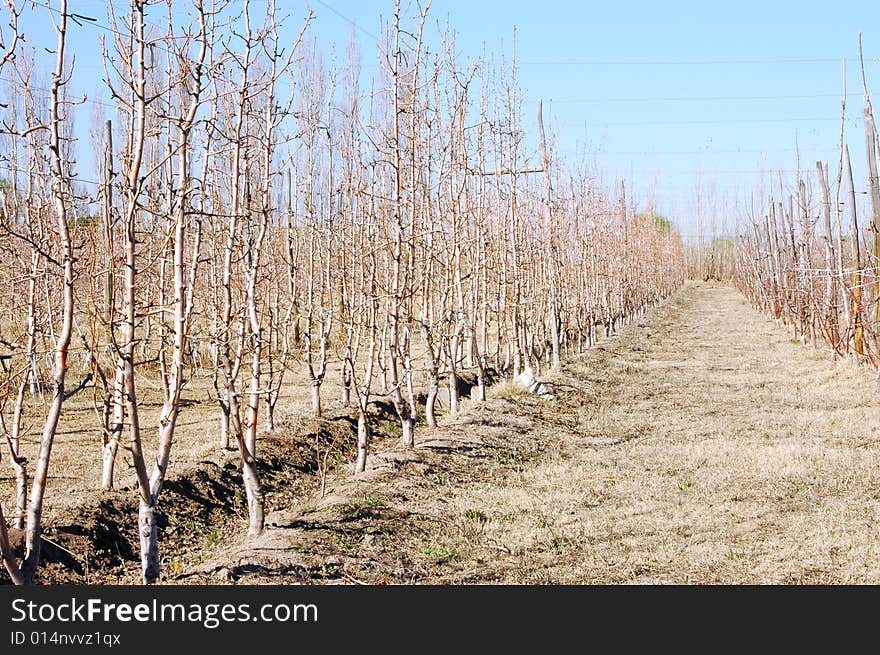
341 571 369 585
40 535 81 563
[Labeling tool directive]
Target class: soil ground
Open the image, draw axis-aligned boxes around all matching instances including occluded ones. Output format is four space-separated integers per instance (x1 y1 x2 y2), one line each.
5 281 880 584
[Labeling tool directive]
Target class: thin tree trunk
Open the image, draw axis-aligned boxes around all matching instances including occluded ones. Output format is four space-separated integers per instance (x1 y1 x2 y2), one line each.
310 382 322 417
537 99 560 368
100 118 122 490
10 251 38 528
355 409 369 474
845 145 864 357
817 161 839 355
21 0 74 583
101 364 123 490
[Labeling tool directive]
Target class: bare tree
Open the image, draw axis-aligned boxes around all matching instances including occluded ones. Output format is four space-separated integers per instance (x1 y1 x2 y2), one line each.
0 0 75 585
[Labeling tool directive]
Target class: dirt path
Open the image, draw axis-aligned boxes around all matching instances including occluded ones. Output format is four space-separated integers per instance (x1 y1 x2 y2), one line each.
186 282 880 584
448 281 880 583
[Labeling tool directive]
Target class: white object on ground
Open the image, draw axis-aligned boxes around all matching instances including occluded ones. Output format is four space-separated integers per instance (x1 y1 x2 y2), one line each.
514 366 553 398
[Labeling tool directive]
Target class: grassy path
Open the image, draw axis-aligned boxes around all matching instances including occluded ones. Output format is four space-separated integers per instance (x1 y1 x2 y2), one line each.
432 281 880 583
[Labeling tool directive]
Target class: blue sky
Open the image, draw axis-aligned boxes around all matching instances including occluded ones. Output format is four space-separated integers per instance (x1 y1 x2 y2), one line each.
15 0 880 236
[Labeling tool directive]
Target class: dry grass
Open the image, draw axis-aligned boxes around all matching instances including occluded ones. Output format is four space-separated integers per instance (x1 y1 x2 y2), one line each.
488 381 532 402
422 282 880 584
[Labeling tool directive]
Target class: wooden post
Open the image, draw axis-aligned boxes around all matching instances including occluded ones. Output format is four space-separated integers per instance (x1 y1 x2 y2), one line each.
859 35 880 334
767 200 781 320
845 145 864 357
537 99 560 368
835 58 852 355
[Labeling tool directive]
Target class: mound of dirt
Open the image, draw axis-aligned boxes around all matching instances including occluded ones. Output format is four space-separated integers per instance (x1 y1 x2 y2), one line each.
1 407 366 585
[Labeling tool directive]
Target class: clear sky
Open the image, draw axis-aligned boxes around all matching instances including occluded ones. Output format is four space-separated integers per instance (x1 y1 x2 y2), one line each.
15 0 880 237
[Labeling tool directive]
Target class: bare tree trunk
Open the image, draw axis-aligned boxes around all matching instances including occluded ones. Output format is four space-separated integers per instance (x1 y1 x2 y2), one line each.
448 367 460 414
242 213 268 537
817 161 839 356
20 0 74 583
386 0 419 449
425 362 439 427
265 403 276 433
310 382 322 418
472 331 487 402
341 359 353 408
101 365 123 490
354 214 380 474
9 250 38 528
101 118 121 490
355 295 378 474
219 409 230 450
355 410 370 474
537 99 560 369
